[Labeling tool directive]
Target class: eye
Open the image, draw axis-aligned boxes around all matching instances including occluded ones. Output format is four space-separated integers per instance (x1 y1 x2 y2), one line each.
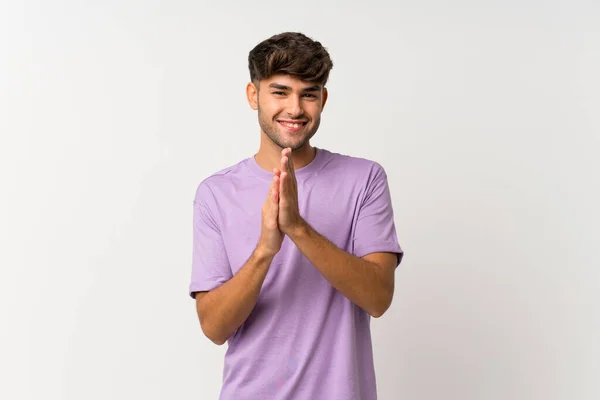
303 93 317 98
272 91 286 96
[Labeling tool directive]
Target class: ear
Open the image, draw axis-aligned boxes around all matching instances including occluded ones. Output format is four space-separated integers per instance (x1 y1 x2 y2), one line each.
321 87 328 111
246 82 258 110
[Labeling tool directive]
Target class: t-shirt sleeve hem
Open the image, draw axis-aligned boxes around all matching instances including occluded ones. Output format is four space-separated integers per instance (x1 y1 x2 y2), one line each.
189 281 224 299
353 241 404 267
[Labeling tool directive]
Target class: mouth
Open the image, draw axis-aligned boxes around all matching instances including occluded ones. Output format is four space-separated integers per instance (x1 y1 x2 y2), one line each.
277 120 308 132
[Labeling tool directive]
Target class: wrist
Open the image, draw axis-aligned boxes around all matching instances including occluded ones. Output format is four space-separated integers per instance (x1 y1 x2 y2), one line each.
253 246 277 262
289 219 310 241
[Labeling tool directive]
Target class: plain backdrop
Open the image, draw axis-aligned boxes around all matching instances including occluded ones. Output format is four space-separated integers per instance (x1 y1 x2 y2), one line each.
1 1 599 399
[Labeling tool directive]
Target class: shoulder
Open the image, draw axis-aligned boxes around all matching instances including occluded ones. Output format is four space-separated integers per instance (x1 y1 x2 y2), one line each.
321 148 388 182
193 157 252 206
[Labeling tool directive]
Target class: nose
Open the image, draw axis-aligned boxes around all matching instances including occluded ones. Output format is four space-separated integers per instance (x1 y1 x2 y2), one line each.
286 95 304 119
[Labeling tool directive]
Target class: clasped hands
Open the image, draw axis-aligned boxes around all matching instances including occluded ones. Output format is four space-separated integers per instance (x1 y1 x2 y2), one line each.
273 147 305 237
259 147 308 257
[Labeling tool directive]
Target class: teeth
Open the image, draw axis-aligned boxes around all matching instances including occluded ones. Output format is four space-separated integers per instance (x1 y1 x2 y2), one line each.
282 122 301 128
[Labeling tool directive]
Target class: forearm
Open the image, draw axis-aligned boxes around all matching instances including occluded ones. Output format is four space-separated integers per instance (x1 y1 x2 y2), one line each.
196 248 274 345
289 221 393 317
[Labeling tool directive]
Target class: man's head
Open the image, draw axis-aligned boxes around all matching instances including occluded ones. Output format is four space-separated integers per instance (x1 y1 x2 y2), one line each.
246 32 333 151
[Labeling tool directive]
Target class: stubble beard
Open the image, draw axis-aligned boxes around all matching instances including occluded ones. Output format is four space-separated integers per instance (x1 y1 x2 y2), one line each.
257 105 320 151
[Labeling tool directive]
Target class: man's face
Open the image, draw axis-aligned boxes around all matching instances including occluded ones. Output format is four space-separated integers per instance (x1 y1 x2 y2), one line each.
249 74 328 151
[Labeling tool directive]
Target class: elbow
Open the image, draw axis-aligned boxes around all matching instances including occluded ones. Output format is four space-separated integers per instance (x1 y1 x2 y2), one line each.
369 292 393 318
369 306 388 319
200 321 228 346
197 309 228 345
209 336 227 346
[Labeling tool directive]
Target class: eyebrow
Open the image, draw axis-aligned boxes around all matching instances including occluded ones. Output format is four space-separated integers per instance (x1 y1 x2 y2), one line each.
268 83 321 92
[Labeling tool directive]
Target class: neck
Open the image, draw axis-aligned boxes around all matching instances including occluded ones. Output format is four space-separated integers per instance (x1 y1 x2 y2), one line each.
254 132 316 173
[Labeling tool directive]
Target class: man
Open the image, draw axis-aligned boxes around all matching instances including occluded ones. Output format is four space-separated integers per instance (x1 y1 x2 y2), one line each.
189 32 404 400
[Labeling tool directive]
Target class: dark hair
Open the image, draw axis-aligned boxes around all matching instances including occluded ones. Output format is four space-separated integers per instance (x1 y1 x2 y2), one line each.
248 32 334 86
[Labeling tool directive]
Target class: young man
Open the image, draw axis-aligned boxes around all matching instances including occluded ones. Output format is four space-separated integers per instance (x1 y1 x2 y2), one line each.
189 32 404 400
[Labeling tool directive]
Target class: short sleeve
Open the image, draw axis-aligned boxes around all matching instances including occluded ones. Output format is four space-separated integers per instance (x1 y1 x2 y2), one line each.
189 183 233 298
352 163 404 267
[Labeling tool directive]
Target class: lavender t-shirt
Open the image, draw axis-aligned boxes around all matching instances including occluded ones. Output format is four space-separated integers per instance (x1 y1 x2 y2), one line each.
190 147 403 400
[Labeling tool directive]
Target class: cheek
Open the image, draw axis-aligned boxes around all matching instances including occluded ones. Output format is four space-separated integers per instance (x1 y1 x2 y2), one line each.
303 103 321 117
258 104 272 118
307 110 321 123
260 103 281 120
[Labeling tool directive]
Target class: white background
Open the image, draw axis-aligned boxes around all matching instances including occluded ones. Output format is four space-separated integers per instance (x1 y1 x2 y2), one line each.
1 1 598 399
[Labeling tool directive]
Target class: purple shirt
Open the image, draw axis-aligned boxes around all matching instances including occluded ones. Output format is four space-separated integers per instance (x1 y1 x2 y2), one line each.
190 147 403 400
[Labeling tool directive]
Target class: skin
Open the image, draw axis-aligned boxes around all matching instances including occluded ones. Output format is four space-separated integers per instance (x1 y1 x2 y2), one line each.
248 74 327 173
195 74 398 345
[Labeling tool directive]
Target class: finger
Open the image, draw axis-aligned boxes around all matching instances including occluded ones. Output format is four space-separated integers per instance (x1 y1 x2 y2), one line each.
273 175 280 202
280 172 288 198
287 156 295 181
286 148 293 171
286 151 293 170
280 149 294 176
283 161 295 189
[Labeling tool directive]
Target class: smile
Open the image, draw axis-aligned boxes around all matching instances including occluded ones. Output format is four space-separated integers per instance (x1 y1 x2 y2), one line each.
277 120 307 131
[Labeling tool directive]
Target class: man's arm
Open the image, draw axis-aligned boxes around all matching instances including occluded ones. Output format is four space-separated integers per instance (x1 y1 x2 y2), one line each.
276 147 399 318
194 247 274 345
288 221 397 318
193 167 284 345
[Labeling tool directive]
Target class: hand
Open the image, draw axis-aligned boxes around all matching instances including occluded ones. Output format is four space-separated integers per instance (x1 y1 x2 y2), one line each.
257 169 284 258
278 148 305 236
